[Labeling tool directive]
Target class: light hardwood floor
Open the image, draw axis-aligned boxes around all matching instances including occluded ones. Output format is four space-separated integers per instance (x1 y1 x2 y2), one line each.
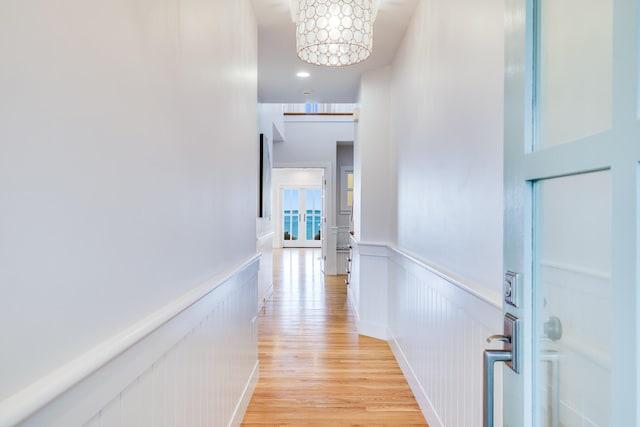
242 248 428 427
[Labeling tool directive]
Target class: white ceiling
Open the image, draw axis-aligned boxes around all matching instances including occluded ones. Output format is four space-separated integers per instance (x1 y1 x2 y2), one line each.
251 0 418 103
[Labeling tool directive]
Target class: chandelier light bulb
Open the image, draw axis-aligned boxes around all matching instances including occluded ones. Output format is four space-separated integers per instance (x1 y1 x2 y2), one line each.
296 0 373 67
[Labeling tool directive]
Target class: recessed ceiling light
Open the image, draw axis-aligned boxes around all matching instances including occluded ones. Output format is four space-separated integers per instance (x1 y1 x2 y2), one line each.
296 71 310 78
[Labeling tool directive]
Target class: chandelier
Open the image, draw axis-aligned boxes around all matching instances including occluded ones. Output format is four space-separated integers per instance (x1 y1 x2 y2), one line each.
296 0 373 67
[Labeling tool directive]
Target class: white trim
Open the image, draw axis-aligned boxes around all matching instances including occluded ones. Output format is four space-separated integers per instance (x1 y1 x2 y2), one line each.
0 255 260 427
355 240 389 257
350 239 502 309
388 330 444 427
282 115 354 123
229 361 260 427
347 285 360 324
259 285 274 312
388 246 502 309
257 230 275 243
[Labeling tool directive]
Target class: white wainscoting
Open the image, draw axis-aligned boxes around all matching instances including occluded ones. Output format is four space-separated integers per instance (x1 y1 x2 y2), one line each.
352 241 390 340
348 239 504 426
257 232 275 311
3 257 259 427
347 236 360 325
387 248 503 426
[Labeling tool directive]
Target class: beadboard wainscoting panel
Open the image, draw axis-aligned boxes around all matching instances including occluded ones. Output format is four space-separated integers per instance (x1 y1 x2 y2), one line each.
347 237 361 324
387 249 503 427
257 232 275 311
9 258 259 427
357 242 390 340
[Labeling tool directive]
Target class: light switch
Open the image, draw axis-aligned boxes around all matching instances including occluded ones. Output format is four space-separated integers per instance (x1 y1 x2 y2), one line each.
504 270 519 307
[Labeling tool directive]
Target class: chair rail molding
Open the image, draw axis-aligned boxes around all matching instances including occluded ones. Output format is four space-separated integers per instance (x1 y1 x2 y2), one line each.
0 255 260 427
348 239 503 425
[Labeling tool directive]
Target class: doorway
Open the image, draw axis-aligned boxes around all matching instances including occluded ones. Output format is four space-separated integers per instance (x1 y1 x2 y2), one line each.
272 168 325 250
282 187 322 248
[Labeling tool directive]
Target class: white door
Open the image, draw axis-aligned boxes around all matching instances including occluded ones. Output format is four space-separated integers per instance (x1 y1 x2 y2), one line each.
495 0 640 425
282 187 322 248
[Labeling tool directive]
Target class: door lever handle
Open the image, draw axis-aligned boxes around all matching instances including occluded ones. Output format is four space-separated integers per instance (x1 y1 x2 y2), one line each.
484 349 512 427
483 314 520 426
486 334 511 344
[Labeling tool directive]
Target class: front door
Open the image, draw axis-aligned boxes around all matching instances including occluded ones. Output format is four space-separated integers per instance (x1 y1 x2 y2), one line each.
282 187 322 248
500 0 639 425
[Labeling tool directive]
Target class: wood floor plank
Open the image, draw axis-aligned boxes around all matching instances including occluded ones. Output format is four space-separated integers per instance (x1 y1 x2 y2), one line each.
242 249 428 427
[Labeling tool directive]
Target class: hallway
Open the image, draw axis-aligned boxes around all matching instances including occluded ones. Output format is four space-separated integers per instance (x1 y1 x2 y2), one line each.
242 249 428 426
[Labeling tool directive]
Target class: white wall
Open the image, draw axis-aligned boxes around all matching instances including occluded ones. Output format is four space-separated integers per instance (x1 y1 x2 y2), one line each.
0 0 258 419
273 117 354 194
354 67 395 244
349 0 505 423
391 0 504 293
383 0 504 423
256 105 279 310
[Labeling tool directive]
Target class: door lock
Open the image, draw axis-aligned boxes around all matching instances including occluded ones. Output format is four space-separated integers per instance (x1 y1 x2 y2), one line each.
504 270 519 307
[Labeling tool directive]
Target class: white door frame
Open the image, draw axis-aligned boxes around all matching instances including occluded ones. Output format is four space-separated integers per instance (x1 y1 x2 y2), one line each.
273 162 334 272
501 0 639 425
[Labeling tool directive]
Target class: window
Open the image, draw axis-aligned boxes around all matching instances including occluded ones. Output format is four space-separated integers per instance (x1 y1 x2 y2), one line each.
340 166 354 213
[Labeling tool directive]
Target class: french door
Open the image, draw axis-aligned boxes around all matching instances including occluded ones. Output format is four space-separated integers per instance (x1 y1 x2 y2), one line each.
282 187 322 248
493 0 640 425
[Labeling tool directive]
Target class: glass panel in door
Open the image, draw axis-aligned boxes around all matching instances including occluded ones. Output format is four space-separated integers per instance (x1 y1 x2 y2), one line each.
533 171 612 426
283 189 299 242
534 0 613 149
501 0 638 424
306 188 322 241
283 187 322 248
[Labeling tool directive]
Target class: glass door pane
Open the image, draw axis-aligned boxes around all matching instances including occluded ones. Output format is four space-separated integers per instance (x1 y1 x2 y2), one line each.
534 171 612 426
283 189 299 242
305 189 322 241
283 187 321 247
535 0 613 149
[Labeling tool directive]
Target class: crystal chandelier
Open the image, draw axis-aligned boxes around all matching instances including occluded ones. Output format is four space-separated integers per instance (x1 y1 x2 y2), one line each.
296 0 373 67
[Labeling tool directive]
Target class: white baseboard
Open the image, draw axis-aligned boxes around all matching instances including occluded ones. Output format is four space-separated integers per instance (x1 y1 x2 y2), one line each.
258 284 274 312
229 361 259 427
388 330 443 427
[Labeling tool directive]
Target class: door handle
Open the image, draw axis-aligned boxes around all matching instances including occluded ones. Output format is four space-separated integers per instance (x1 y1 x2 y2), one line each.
483 349 512 427
483 313 519 427
487 334 510 344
